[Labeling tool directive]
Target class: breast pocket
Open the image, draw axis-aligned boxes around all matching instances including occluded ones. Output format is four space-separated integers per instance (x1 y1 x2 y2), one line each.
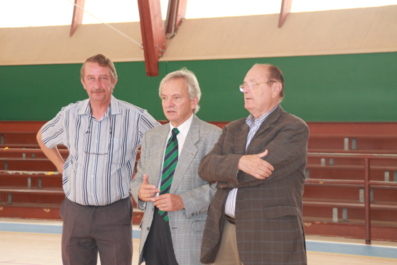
110 137 122 164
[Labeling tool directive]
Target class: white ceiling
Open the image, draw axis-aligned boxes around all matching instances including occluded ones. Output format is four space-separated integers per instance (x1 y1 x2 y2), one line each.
1 0 397 28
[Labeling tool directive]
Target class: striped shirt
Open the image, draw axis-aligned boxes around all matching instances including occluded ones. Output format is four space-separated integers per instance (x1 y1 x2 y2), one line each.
41 95 159 206
225 105 278 217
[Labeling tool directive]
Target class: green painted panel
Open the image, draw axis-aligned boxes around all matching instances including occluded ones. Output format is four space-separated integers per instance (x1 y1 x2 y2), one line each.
1 52 396 122
163 53 397 122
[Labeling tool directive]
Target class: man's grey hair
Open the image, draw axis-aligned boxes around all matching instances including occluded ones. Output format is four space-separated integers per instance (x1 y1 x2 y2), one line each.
159 68 201 113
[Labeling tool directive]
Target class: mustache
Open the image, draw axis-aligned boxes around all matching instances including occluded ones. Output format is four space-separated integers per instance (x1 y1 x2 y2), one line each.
92 89 105 93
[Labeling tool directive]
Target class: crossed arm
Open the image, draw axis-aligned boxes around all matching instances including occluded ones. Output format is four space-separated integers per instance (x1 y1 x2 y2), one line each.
199 121 309 188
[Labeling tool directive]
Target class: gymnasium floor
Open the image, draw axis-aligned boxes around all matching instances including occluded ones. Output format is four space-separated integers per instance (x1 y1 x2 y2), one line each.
1 218 396 265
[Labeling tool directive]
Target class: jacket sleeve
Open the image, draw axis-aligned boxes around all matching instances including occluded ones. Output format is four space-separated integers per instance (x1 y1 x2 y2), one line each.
130 132 149 210
237 119 309 188
198 125 243 185
199 118 309 189
179 182 217 218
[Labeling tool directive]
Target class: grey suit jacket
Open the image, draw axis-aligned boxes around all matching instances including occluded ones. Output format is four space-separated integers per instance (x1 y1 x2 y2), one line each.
199 105 309 265
131 115 221 265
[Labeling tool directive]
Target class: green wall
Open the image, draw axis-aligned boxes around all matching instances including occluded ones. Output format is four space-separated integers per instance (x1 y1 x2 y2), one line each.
1 52 396 122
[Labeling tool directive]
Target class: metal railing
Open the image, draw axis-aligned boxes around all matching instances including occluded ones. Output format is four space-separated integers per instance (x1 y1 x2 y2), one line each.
307 152 397 244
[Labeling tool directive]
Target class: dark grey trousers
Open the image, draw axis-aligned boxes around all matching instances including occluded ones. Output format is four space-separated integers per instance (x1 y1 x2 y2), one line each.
143 208 178 265
60 197 132 265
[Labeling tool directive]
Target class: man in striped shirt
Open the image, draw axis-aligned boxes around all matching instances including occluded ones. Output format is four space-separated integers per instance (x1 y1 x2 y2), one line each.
37 54 159 265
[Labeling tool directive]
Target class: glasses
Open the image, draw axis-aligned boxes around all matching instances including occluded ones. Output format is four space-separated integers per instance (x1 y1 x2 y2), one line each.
84 118 113 155
239 81 276 92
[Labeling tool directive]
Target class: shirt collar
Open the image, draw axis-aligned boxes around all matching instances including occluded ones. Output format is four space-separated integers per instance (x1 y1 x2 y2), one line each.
78 95 120 116
169 114 194 136
246 104 278 127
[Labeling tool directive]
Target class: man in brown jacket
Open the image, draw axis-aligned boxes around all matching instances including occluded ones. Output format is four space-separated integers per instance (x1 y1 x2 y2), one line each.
199 64 308 265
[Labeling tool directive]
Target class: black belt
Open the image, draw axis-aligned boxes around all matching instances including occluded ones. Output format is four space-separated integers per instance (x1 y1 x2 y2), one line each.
225 215 235 225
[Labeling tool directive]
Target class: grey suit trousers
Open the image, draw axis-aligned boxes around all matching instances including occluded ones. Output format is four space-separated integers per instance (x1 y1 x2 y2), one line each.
60 197 132 265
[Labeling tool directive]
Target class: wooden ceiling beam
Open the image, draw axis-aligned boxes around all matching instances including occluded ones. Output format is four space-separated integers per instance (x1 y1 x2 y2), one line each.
137 0 166 76
279 0 292 28
165 0 187 38
70 0 85 36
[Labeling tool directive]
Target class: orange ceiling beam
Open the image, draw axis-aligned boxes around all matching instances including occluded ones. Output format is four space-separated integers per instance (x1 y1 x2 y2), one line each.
137 0 167 76
165 0 187 38
279 0 292 28
70 0 85 36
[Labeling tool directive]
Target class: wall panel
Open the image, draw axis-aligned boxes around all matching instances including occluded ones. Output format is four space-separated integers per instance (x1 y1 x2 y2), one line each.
1 52 396 122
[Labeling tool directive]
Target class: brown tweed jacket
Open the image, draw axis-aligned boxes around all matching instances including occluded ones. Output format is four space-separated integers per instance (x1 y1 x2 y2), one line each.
199 105 309 265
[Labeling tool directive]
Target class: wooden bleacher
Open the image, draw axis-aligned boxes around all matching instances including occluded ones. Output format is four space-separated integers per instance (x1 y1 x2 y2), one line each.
304 122 397 243
1 121 397 243
308 122 397 153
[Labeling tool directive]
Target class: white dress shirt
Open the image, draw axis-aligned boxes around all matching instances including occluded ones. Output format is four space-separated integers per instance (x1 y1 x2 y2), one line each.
156 114 194 191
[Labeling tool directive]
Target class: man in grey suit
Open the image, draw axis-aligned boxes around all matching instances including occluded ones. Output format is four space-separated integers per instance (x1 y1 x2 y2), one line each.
199 64 309 265
131 68 221 265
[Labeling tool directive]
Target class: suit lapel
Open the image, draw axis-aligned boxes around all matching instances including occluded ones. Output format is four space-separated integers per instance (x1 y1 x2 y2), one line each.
246 105 284 151
170 116 199 193
151 125 171 187
234 120 249 155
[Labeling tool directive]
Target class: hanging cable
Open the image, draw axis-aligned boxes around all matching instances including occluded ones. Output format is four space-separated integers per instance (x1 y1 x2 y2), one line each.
65 0 143 49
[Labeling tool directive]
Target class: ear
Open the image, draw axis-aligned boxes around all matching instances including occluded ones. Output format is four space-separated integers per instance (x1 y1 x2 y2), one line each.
81 78 87 90
112 76 118 86
191 97 199 110
272 82 282 98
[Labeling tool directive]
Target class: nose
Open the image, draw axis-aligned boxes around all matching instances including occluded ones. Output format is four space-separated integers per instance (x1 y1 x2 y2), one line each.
240 85 250 93
164 98 175 107
90 79 101 90
95 78 103 87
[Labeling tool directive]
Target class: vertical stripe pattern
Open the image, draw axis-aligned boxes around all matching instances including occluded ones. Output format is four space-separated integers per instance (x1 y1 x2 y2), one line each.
158 128 179 221
41 96 159 206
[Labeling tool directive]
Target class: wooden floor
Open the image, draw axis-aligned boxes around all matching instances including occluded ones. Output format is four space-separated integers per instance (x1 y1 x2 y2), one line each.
1 218 397 265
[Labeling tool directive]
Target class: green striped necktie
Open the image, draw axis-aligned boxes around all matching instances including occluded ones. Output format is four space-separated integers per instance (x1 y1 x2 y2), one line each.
158 127 179 221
